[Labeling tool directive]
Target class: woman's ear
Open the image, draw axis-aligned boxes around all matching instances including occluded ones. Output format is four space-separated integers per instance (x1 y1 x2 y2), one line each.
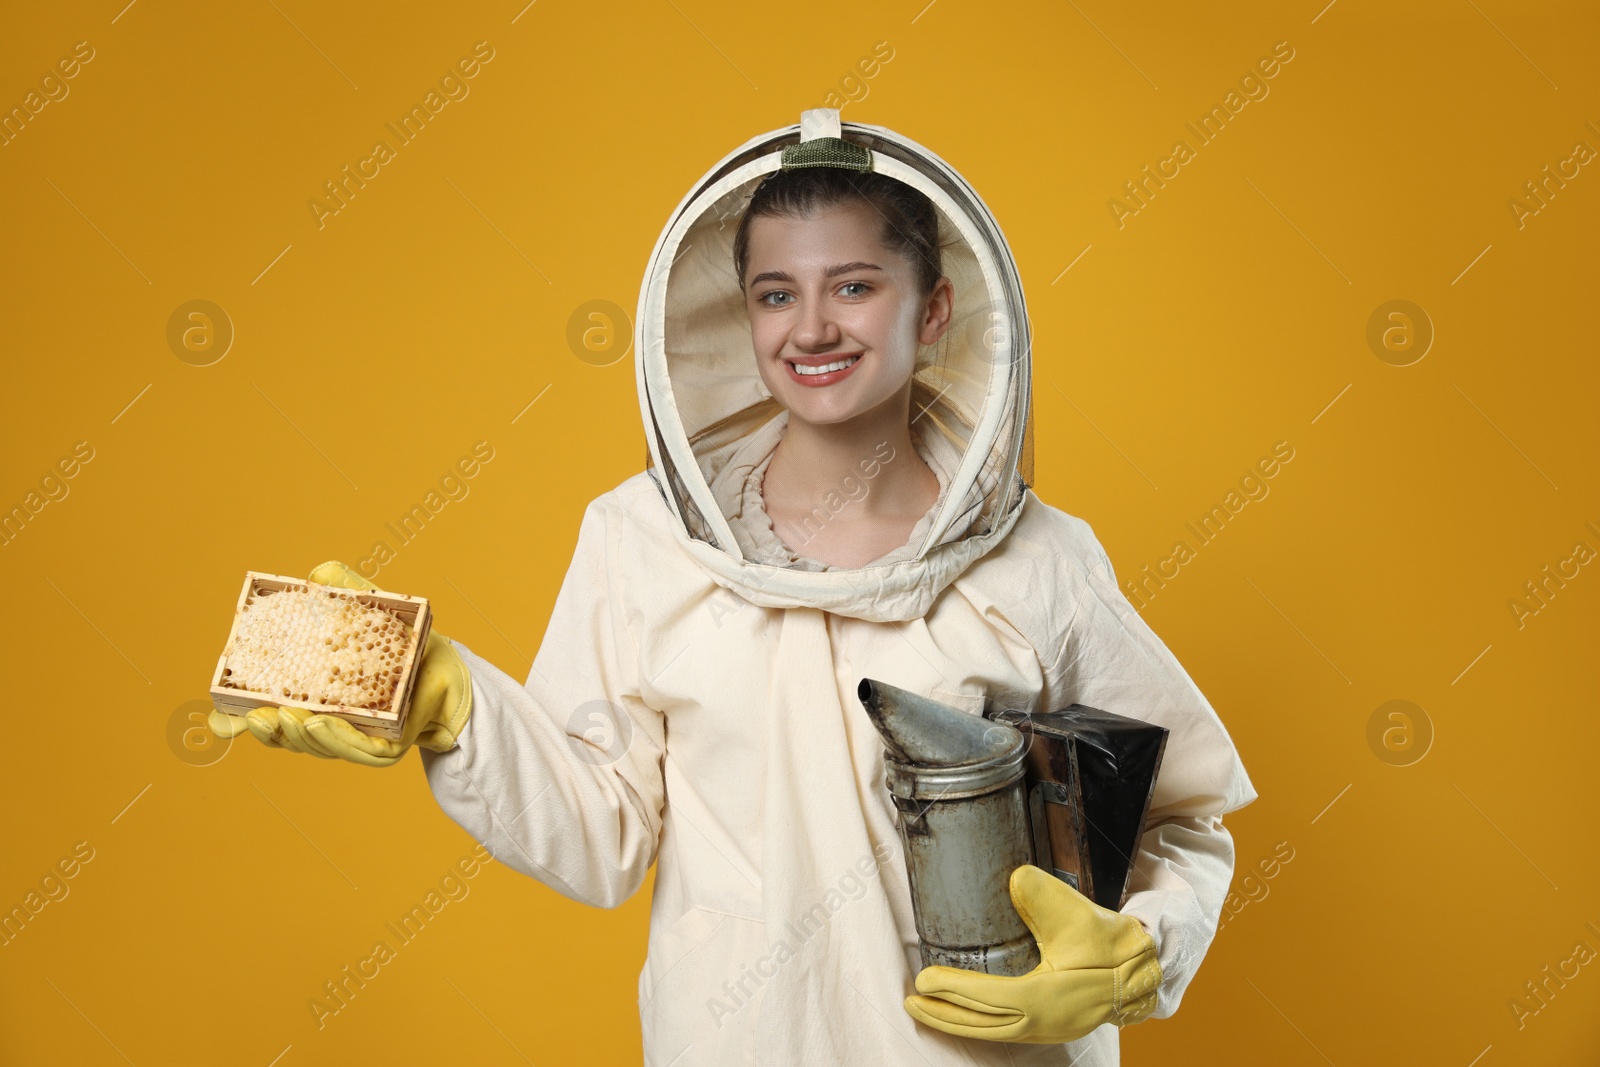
917 276 955 346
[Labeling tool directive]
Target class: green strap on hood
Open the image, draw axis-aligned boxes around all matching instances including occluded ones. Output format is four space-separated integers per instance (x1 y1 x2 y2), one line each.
779 135 871 172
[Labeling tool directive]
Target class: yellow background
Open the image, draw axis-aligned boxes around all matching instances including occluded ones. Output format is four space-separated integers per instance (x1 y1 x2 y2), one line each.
2 0 1596 1063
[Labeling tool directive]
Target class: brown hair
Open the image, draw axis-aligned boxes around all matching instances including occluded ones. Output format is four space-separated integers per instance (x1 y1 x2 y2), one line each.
732 168 944 295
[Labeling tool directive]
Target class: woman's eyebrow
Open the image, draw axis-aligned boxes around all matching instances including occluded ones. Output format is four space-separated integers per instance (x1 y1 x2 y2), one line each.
825 261 884 277
747 262 885 288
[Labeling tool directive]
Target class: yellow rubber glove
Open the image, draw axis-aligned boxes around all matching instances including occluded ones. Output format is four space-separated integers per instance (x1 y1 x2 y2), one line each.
207 561 472 768
903 864 1162 1043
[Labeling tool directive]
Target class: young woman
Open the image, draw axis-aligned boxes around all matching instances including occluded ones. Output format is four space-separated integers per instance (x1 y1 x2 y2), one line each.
212 109 1257 1065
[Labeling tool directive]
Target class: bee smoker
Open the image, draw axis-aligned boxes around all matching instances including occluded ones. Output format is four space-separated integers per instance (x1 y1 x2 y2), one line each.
857 678 1040 977
859 679 1171 978
987 704 1170 911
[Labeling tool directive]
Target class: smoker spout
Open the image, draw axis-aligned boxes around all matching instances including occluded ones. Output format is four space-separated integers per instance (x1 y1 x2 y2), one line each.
857 678 1020 767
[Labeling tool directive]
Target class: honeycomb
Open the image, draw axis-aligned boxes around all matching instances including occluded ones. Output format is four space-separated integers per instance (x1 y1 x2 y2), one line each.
219 584 414 711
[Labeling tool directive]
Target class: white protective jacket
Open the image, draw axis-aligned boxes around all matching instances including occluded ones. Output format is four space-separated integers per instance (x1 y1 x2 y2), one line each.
422 110 1258 1065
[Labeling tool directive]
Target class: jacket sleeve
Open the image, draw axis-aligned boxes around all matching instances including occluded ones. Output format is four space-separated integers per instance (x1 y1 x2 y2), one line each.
1041 536 1258 1020
419 493 666 909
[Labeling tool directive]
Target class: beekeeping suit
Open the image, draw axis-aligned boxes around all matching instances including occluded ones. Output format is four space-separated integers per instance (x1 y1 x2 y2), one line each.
421 109 1258 1065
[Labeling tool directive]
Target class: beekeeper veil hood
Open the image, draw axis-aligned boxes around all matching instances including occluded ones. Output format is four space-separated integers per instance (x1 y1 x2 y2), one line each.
637 109 1033 623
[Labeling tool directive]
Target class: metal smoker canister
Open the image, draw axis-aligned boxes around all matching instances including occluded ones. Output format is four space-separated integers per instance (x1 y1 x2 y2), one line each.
858 678 1039 977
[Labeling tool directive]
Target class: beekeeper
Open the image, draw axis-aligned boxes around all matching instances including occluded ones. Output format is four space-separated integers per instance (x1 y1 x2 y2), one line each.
212 109 1257 1065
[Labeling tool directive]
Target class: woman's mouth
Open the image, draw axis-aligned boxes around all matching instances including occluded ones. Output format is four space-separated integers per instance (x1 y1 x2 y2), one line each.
785 353 862 387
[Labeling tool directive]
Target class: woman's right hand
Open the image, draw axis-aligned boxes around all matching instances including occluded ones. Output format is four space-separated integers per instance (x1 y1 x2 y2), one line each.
206 561 473 768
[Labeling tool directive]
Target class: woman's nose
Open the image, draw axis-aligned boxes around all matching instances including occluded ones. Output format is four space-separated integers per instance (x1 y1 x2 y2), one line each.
791 297 842 351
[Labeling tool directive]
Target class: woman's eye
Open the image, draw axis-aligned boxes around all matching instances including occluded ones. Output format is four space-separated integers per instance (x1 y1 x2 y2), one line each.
839 281 870 297
759 291 793 307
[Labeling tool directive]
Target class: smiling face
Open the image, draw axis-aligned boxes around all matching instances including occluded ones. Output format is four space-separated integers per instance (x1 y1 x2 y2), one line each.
741 200 953 428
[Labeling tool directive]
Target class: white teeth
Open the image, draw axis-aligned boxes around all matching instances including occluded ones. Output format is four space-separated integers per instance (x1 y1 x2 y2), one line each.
790 356 860 376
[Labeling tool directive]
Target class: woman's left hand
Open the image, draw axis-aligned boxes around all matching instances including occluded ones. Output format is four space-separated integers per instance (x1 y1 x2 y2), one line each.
903 864 1162 1043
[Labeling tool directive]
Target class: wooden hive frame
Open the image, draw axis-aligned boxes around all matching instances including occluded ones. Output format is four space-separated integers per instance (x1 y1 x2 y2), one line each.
209 571 432 741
